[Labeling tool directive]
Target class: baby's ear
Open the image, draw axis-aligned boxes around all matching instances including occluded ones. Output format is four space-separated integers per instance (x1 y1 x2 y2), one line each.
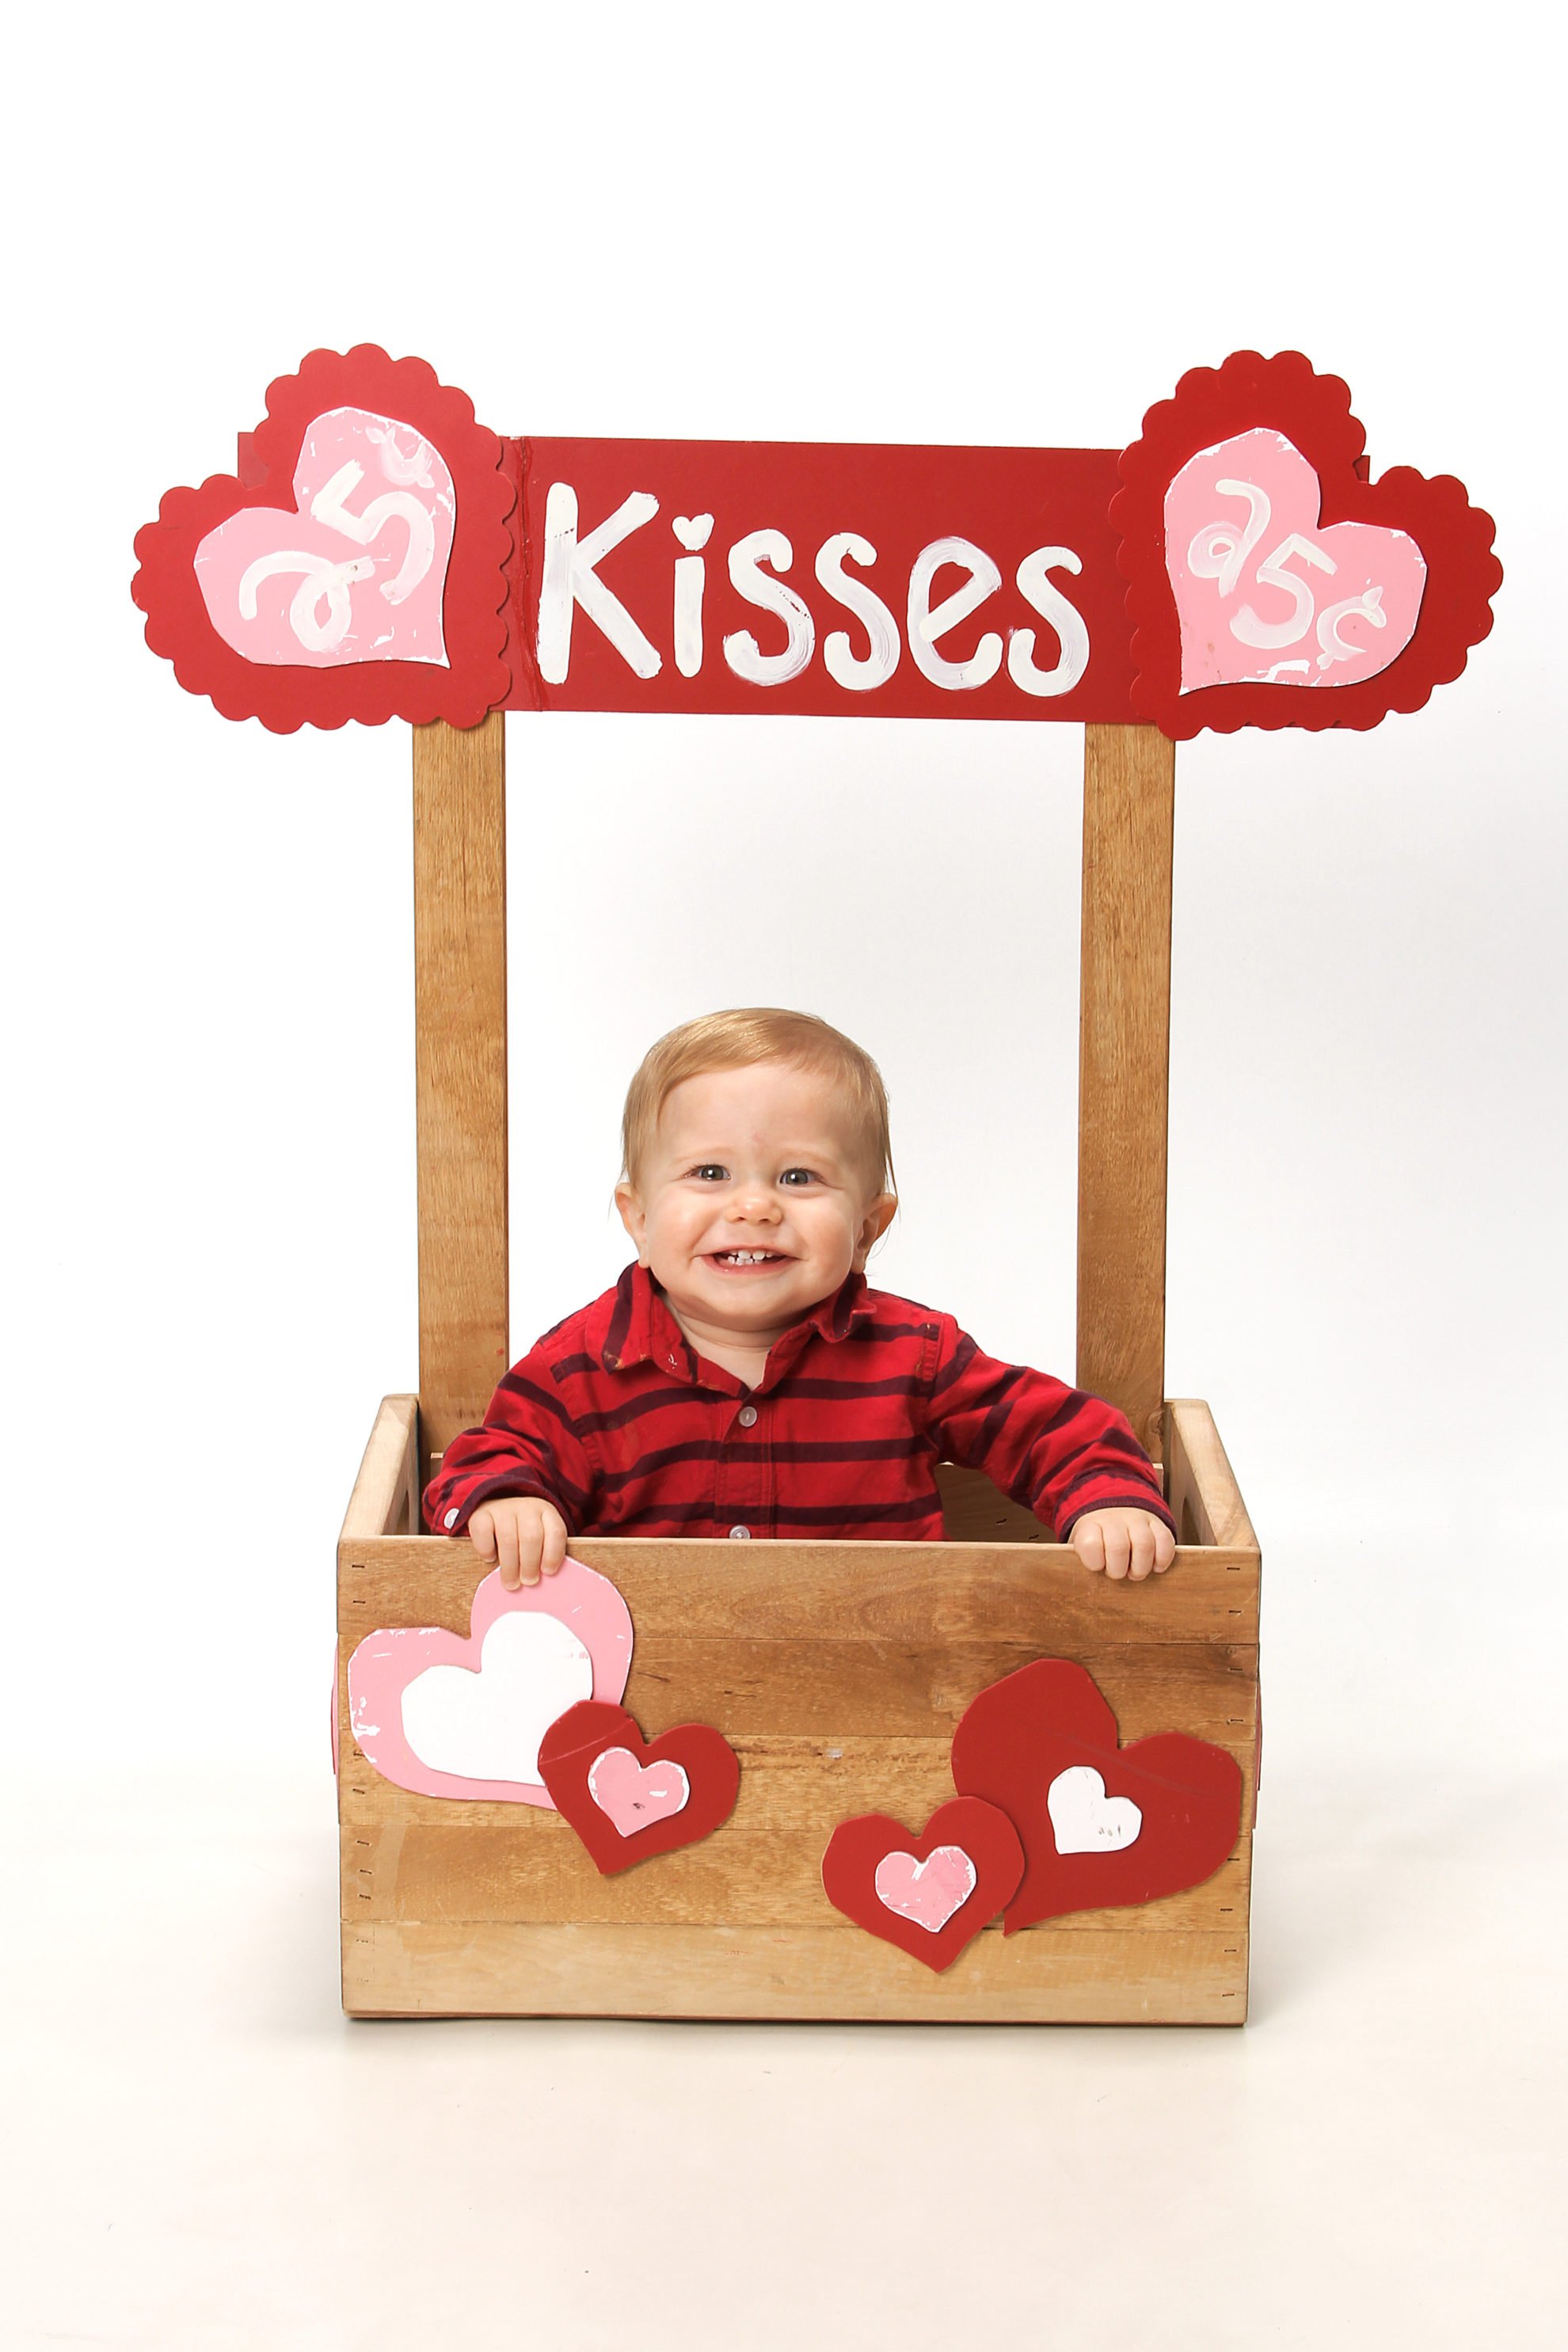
857 1192 898 1258
614 1182 649 1263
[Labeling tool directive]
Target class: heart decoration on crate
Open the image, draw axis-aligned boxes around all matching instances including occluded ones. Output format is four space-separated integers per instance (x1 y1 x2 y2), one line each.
344 1559 634 1808
950 1658 1243 1931
820 1798 1025 1973
539 1699 741 1874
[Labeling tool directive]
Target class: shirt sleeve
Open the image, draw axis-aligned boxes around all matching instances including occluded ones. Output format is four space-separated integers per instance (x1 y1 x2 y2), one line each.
421 1351 599 1536
923 1317 1174 1540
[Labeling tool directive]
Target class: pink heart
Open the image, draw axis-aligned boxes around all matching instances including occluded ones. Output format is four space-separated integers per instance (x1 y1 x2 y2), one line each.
193 405 455 669
873 1844 979 1934
1164 428 1426 695
588 1745 692 1835
345 1559 634 1808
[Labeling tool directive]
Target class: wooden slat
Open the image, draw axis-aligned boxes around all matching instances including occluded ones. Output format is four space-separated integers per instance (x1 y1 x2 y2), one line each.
1166 1398 1258 1551
339 1395 419 1543
611 1636 1256 1744
338 1631 1255 1745
337 1537 1260 1650
343 1819 1252 1931
1077 722 1174 1458
413 714 508 1468
343 1920 1246 2023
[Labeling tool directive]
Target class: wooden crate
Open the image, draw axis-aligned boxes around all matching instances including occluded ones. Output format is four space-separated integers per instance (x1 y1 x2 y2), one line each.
337 1392 1258 2023
336 714 1257 2023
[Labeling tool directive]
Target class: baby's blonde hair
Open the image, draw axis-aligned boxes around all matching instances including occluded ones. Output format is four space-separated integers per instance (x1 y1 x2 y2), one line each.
621 1008 895 1200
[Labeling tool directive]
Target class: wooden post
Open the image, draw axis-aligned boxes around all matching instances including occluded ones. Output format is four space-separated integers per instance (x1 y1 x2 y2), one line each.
1076 721 1174 1461
413 712 508 1477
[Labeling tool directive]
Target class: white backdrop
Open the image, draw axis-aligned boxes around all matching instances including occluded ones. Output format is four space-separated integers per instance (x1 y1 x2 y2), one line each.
9 0 1561 1768
6 7 1566 2348
5 2 1563 1776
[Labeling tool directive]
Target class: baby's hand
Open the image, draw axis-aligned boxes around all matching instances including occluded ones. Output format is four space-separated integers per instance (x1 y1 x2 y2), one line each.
1071 1507 1175 1583
467 1497 568 1589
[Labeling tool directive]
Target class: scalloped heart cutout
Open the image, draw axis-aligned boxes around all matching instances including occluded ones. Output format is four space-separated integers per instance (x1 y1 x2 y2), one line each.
1111 348 1501 740
131 344 514 731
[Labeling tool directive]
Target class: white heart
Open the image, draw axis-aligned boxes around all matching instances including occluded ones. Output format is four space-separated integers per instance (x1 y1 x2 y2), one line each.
672 512 714 551
1046 1764 1143 1854
399 1611 592 1785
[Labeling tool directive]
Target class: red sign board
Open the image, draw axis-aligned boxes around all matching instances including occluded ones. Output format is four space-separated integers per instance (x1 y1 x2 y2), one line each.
501 437 1135 721
131 346 1501 740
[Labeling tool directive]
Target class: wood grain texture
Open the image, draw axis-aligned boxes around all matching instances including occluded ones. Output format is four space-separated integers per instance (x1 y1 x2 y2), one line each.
343 1922 1247 2023
342 1818 1251 1931
413 714 508 1467
337 1395 1258 2022
1077 722 1175 1459
337 1537 1259 1650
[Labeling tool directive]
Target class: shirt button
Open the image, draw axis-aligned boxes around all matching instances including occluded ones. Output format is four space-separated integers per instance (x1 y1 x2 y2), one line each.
728 1524 751 1540
443 1509 459 1530
737 1405 758 1428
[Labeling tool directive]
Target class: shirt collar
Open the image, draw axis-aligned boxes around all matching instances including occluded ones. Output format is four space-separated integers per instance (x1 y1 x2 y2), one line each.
596 1261 873 1377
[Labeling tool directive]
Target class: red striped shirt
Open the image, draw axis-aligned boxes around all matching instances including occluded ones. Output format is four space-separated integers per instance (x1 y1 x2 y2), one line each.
425 1264 1172 1545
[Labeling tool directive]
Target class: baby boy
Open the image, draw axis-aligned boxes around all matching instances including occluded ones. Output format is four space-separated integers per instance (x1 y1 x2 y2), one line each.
424 1008 1176 1585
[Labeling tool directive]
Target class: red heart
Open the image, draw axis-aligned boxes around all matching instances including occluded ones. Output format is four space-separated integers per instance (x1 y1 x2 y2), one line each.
538 1700 740 1875
131 345 514 733
1111 348 1501 740
820 1798 1025 1973
950 1660 1241 1931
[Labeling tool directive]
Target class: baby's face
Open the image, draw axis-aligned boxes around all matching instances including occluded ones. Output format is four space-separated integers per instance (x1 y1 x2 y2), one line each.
615 1061 896 1341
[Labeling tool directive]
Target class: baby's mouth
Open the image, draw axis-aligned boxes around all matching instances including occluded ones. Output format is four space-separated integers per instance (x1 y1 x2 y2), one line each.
708 1250 789 1269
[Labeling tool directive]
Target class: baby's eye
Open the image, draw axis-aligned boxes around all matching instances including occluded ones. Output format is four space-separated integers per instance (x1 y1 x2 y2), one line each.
778 1167 819 1186
689 1164 729 1182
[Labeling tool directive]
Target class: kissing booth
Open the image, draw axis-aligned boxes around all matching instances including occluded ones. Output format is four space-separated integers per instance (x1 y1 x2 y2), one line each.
133 348 1498 2020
